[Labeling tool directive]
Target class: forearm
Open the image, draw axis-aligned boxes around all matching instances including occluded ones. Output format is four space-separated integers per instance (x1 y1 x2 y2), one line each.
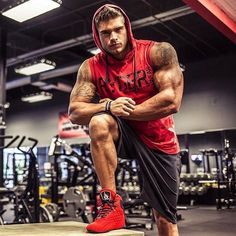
124 90 179 121
69 101 106 125
125 59 183 121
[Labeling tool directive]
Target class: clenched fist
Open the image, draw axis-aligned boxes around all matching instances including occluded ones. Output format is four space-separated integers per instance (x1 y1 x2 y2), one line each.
110 97 136 116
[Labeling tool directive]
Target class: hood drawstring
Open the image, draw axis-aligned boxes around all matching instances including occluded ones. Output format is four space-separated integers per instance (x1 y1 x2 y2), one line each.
105 55 110 84
105 52 137 92
133 52 137 92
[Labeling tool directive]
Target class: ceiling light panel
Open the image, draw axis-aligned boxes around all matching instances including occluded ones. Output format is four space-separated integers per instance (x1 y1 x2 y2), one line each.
15 59 56 76
21 91 53 103
1 0 62 23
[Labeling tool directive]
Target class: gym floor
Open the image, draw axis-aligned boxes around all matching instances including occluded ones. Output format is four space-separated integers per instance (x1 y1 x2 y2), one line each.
142 206 236 236
2 204 236 235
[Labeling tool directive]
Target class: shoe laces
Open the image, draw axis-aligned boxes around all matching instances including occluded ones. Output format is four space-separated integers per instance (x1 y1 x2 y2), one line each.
96 201 115 219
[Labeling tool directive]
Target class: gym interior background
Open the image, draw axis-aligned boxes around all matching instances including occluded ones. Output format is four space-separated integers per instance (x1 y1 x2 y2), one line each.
0 0 236 235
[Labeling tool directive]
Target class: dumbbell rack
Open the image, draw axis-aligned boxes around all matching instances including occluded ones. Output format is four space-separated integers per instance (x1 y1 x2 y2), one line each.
178 172 216 206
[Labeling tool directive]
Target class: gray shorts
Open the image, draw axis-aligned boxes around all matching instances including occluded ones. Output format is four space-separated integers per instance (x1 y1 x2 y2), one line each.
115 117 181 224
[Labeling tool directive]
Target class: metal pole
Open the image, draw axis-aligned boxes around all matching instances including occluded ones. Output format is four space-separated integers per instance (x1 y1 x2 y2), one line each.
184 134 190 173
0 28 7 187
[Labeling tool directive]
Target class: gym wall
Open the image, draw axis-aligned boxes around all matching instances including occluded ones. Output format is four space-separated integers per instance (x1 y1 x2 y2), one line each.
6 52 236 147
174 52 236 134
6 103 66 147
178 132 223 173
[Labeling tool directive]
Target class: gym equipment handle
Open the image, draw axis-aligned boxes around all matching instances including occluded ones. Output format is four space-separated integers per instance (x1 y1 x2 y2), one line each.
17 136 38 153
0 135 20 149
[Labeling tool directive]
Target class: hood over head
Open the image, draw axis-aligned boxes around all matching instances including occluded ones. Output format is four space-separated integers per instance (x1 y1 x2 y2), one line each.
92 4 136 55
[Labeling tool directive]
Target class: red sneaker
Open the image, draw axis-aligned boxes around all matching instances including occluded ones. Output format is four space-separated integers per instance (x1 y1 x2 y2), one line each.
86 188 125 233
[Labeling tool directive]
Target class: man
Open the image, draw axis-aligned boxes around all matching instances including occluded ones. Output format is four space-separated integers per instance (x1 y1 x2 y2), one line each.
69 4 183 236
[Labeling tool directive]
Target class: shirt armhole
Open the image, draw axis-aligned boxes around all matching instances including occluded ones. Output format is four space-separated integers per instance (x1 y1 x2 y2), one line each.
88 57 95 84
146 41 157 71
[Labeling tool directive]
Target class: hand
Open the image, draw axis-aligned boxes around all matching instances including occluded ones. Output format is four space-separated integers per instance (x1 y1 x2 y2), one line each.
110 97 136 116
99 98 112 103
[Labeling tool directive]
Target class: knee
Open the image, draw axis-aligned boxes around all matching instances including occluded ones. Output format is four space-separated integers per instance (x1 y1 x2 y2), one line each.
158 215 171 226
89 114 117 141
153 210 178 235
153 210 171 226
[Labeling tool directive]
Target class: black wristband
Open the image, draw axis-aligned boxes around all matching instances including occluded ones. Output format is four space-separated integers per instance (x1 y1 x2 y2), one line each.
107 101 112 113
105 101 112 114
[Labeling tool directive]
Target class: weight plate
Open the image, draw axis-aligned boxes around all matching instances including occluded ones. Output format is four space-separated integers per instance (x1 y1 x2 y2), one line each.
63 187 86 218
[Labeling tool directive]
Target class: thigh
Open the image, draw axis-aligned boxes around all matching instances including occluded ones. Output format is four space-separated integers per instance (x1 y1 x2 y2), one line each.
90 112 119 142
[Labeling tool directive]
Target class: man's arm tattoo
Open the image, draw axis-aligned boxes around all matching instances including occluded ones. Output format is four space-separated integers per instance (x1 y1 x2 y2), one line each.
154 43 179 68
70 64 96 101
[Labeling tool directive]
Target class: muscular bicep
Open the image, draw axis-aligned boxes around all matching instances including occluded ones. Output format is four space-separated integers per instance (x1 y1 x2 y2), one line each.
151 42 184 108
153 66 183 100
70 59 96 103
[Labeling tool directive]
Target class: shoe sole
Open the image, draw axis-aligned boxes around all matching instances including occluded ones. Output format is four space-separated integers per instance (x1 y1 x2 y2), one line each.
86 226 125 234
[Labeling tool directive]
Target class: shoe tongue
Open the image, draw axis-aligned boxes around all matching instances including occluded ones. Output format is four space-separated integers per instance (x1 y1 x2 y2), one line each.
100 189 116 202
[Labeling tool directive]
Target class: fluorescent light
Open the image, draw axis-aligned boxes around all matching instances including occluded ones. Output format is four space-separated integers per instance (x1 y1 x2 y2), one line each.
15 59 56 75
190 131 206 134
1 0 62 23
31 81 48 87
88 47 101 55
21 91 53 103
180 63 185 72
199 180 217 184
40 84 57 90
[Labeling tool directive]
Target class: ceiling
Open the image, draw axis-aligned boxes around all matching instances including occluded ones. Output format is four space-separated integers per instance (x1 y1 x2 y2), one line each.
0 0 235 104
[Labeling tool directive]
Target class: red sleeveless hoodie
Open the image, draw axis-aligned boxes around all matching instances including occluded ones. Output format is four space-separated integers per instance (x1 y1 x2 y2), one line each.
89 4 179 154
